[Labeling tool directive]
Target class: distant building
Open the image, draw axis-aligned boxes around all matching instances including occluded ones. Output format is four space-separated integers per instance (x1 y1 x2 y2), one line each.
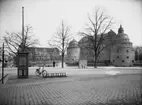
28 47 60 66
67 25 135 67
134 46 142 61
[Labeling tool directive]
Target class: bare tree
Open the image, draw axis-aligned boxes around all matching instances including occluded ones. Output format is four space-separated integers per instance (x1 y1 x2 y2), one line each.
79 8 115 68
48 21 72 68
3 25 39 56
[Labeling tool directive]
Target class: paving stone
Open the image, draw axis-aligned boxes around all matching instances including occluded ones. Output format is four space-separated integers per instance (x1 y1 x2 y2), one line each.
0 74 142 105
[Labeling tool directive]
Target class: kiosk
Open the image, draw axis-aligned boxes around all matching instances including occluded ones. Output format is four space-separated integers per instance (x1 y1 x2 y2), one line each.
17 52 29 78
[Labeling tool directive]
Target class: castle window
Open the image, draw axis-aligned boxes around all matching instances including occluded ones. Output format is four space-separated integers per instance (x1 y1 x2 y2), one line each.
126 56 129 59
132 60 134 63
122 60 124 62
117 49 119 53
117 56 119 58
127 50 129 53
113 60 115 62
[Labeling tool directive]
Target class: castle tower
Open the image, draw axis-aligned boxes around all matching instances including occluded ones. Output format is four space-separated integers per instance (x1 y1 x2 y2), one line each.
118 25 124 34
111 25 135 66
67 39 80 65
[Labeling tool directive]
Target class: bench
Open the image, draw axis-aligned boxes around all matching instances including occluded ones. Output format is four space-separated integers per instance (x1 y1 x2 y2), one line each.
43 72 67 78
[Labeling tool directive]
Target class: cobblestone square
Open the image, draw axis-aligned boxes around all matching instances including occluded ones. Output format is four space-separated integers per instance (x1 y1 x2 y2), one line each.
0 68 142 105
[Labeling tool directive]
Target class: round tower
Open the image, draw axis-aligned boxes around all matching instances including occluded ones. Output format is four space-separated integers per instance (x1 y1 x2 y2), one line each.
111 25 135 66
67 39 80 65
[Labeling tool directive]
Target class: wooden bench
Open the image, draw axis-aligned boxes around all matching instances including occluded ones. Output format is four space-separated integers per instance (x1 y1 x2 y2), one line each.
43 72 67 78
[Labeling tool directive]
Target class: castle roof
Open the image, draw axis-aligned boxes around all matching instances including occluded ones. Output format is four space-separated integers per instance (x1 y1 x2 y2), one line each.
117 25 130 41
107 30 117 36
68 39 79 48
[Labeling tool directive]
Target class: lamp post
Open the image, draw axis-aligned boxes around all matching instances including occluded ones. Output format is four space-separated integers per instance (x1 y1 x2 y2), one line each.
2 43 4 84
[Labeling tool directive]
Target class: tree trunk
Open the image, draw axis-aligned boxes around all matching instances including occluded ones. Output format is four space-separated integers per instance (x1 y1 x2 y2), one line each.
94 51 97 68
94 57 97 68
61 52 64 68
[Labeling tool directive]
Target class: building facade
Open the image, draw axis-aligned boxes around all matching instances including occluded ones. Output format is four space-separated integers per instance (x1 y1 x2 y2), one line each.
28 47 60 66
67 25 135 67
134 46 142 61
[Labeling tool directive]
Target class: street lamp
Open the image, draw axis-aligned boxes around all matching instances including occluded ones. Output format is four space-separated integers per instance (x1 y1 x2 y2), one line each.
1 43 5 84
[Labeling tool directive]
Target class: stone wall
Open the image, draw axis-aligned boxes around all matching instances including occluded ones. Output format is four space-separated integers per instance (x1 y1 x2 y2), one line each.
111 46 135 66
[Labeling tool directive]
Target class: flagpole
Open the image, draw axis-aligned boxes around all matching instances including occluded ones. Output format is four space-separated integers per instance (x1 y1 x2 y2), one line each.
22 7 24 49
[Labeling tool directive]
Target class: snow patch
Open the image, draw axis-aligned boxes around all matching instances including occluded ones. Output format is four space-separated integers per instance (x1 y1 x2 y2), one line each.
105 71 120 75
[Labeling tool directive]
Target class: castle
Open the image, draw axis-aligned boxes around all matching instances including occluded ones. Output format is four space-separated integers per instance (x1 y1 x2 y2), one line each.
67 25 135 67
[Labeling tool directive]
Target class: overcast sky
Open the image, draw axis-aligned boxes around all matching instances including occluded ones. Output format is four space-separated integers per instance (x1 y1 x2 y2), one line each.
0 0 142 47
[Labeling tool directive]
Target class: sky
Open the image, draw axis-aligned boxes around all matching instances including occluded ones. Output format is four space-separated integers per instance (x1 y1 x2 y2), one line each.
0 0 142 47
